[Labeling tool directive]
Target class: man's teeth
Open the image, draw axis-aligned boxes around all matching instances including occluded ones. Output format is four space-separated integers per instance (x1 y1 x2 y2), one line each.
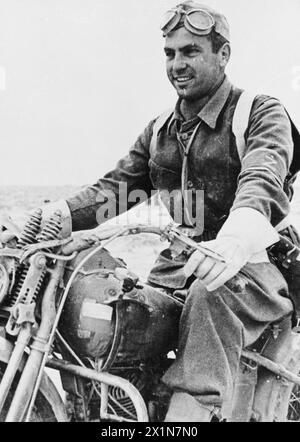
175 76 191 82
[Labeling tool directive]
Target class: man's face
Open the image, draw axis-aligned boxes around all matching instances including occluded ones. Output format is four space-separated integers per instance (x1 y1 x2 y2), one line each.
164 27 224 101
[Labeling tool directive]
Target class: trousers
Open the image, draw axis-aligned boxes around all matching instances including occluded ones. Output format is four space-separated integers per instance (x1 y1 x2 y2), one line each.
160 261 293 417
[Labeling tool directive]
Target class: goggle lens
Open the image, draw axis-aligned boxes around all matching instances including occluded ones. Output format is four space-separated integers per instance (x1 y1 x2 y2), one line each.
186 10 214 32
160 9 181 36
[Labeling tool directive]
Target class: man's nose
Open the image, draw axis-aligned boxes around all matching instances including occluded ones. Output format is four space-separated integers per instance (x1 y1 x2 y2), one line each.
172 54 187 73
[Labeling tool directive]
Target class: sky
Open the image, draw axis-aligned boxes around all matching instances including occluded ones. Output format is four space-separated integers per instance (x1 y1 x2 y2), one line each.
0 0 300 185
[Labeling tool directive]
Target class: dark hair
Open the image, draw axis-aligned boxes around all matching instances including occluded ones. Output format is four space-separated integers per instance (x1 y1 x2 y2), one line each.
208 28 229 53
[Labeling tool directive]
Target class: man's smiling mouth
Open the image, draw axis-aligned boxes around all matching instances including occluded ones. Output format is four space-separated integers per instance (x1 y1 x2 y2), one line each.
174 75 193 83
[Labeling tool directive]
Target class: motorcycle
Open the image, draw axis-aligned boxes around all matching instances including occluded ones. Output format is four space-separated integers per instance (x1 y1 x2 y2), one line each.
0 207 300 422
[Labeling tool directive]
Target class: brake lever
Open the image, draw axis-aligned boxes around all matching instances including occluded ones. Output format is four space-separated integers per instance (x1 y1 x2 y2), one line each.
165 225 246 294
166 227 226 263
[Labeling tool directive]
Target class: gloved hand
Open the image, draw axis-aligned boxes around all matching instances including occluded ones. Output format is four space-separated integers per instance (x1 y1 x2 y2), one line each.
183 236 251 291
183 208 280 292
0 211 25 246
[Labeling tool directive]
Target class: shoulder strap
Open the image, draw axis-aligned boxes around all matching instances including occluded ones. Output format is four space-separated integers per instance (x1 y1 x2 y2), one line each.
233 90 300 178
232 90 258 161
232 90 299 232
149 108 174 158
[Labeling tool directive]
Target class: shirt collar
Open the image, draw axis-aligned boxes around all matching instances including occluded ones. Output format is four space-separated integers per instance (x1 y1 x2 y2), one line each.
167 76 232 133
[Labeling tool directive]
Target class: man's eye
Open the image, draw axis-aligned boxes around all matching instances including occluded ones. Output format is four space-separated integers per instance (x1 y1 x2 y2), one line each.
185 48 199 57
165 51 174 59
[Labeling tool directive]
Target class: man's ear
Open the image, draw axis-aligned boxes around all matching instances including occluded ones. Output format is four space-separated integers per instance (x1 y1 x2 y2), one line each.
219 43 231 68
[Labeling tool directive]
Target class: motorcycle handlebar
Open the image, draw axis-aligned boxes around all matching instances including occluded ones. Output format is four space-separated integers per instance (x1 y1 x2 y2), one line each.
62 223 226 264
0 217 226 266
60 224 167 255
62 224 245 294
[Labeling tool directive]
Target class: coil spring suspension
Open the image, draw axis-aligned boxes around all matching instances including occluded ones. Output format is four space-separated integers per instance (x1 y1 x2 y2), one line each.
17 208 43 249
13 210 62 304
36 210 62 244
6 210 62 309
5 209 43 307
8 267 28 306
7 265 47 308
5 209 64 336
26 210 63 301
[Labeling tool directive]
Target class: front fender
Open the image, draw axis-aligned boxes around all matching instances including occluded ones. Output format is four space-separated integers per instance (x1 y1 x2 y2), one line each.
0 335 68 422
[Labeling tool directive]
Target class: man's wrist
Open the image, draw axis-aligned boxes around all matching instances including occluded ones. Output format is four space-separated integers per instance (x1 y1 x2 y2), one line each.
217 207 279 255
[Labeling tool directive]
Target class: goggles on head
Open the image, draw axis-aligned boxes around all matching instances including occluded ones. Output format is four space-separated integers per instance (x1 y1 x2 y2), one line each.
161 7 215 37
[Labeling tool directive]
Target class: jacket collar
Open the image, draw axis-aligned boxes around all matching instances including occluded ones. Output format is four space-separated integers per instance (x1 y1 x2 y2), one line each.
167 76 232 133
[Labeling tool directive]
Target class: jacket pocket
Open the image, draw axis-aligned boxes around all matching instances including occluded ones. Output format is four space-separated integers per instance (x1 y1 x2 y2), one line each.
148 158 181 192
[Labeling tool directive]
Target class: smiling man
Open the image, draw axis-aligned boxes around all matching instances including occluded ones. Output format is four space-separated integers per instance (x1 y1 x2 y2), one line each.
31 1 299 421
164 20 229 119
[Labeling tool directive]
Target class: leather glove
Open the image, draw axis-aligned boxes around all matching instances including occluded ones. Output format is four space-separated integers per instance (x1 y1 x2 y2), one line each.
183 208 279 292
0 211 25 245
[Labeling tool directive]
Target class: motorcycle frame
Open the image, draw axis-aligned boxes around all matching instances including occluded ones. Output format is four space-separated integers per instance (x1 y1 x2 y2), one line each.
0 334 67 421
2 332 300 422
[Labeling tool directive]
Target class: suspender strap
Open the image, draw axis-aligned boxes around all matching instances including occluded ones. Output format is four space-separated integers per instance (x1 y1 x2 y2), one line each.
178 121 202 226
232 90 291 232
149 109 173 158
232 90 258 160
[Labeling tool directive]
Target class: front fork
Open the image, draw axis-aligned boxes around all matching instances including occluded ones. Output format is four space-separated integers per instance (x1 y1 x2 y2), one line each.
0 260 66 422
